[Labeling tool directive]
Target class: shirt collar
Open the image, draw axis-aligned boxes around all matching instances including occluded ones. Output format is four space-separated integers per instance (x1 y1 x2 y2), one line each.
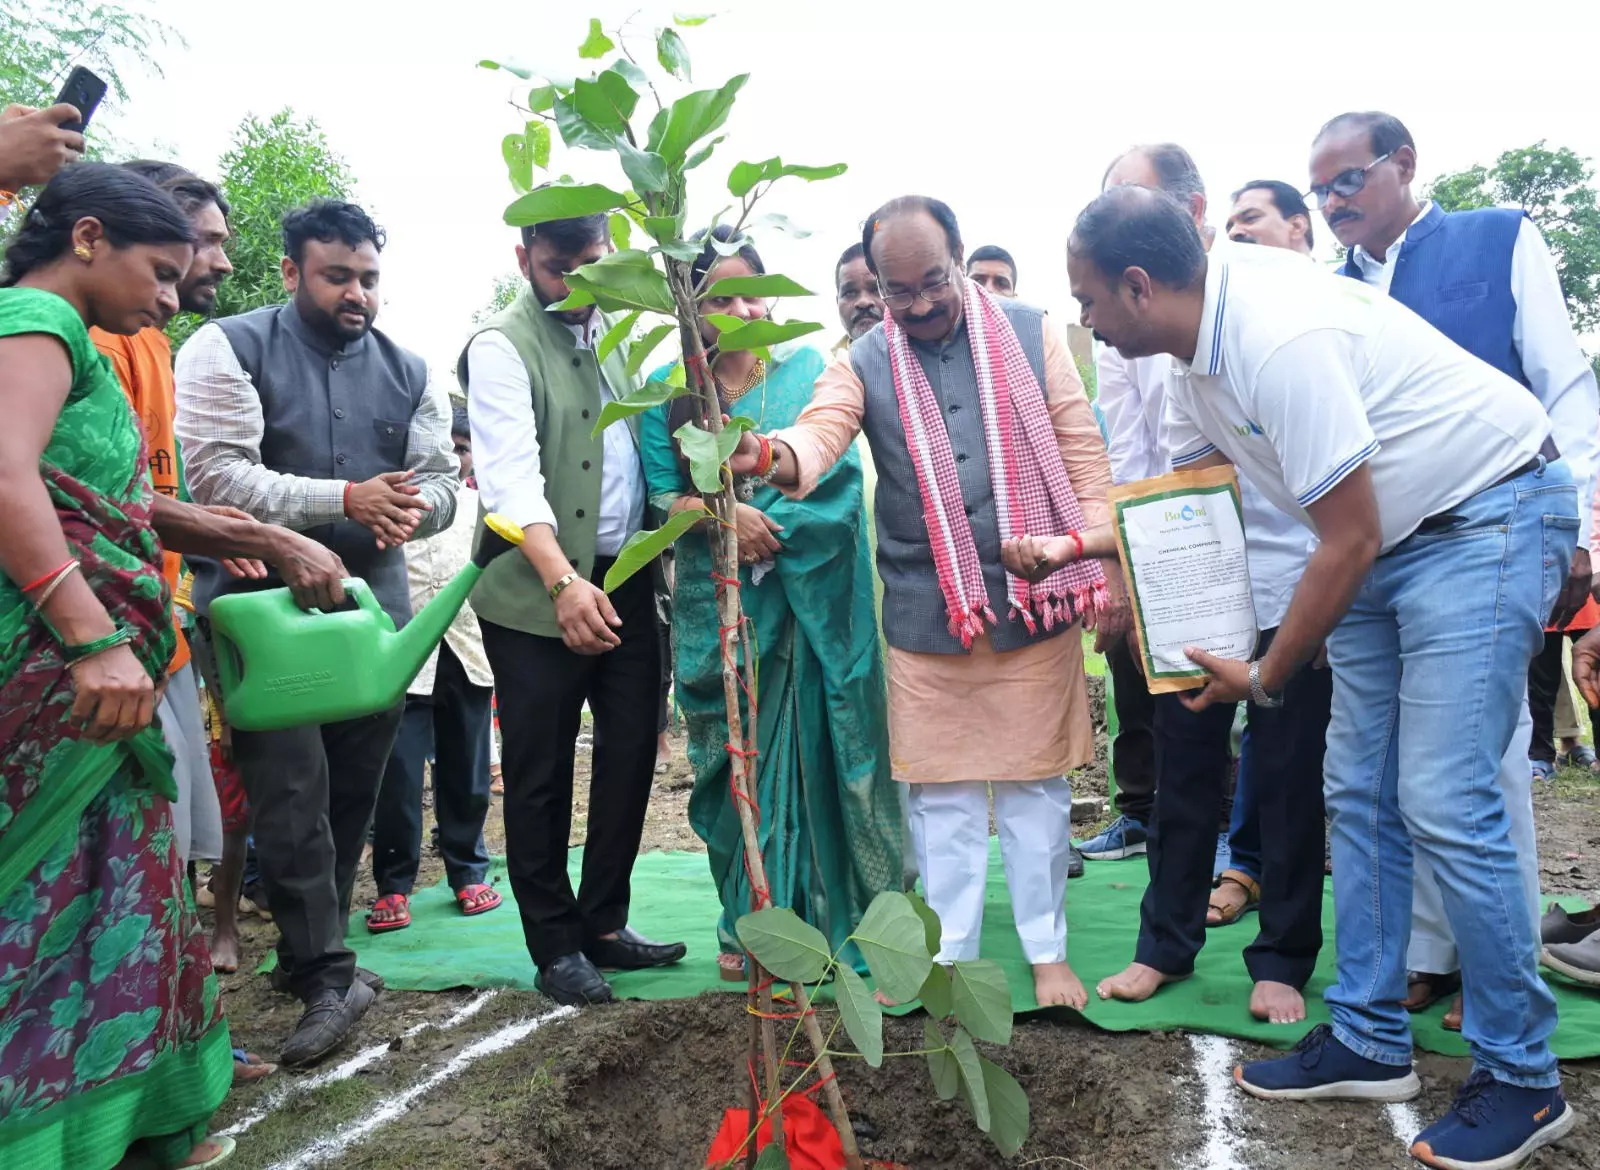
1185 252 1231 377
1352 200 1432 272
565 316 598 349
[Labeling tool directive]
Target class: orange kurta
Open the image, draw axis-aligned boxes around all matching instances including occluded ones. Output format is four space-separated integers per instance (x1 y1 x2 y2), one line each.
775 318 1117 783
90 326 189 671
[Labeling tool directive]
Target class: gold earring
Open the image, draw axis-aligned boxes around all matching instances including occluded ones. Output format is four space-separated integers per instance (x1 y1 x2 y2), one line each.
74 245 92 261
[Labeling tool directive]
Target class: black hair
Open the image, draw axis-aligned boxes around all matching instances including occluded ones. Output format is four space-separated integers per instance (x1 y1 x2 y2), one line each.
1104 143 1207 204
450 404 470 438
1313 111 1415 159
835 241 866 288
691 223 765 288
1 162 196 288
860 195 963 275
1069 185 1206 290
120 160 232 220
1231 179 1315 250
966 244 1017 285
282 199 385 266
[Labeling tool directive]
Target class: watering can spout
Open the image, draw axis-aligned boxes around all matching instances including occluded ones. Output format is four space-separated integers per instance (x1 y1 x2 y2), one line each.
209 513 525 731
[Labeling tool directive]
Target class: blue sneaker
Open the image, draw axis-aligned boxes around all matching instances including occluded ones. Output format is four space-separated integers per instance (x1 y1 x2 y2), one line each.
1234 1024 1421 1102
1078 814 1148 860
1410 1070 1577 1170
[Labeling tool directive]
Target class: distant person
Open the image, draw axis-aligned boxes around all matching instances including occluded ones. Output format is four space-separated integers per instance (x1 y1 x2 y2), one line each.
1311 108 1600 1035
833 241 885 354
177 199 460 1067
965 244 1017 297
1225 179 1315 255
368 404 500 932
462 205 684 1008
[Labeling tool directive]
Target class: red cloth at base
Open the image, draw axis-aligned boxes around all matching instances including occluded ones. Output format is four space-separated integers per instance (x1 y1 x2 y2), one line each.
210 741 250 835
705 1095 845 1170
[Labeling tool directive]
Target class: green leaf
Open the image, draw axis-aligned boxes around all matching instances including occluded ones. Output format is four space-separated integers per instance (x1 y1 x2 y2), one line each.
674 11 716 25
713 319 824 353
924 1020 959 1101
951 1028 991 1132
624 322 677 379
596 310 641 366
616 138 670 193
504 182 627 228
980 1056 1030 1158
648 74 748 165
608 57 648 87
643 214 685 244
546 288 596 313
675 415 755 494
710 232 751 258
905 891 942 955
592 374 688 438
917 962 953 1020
655 240 701 262
703 312 743 335
656 27 692 80
734 905 832 983
527 85 557 112
607 212 632 252
727 156 849 198
748 212 812 239
752 1145 790 1170
577 17 615 59
572 69 639 131
502 133 533 194
703 274 813 300
852 891 933 1002
551 93 617 151
528 121 552 170
949 959 1013 1044
685 134 727 171
834 966 884 1067
480 59 534 78
565 250 674 315
602 505 706 592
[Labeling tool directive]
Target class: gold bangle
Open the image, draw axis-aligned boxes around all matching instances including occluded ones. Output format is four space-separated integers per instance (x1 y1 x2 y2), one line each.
548 571 578 601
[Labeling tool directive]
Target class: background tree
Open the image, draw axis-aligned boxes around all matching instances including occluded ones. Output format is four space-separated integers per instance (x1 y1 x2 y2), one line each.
473 272 524 325
1427 141 1600 375
166 108 357 348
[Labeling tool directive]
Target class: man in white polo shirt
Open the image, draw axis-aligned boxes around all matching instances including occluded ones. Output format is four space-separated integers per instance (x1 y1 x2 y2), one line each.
1067 185 1577 1170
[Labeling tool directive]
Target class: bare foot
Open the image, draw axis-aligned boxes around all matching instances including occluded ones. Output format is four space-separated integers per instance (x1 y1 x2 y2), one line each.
1033 961 1088 1010
1443 993 1463 1032
178 1137 231 1166
1249 980 1306 1025
208 929 240 974
1096 962 1188 1003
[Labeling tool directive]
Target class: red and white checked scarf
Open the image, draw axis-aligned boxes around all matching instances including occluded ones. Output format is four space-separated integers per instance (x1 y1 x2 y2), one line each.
884 279 1108 647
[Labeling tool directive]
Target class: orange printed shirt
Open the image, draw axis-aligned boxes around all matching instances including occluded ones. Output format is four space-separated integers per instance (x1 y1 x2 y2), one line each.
90 325 189 672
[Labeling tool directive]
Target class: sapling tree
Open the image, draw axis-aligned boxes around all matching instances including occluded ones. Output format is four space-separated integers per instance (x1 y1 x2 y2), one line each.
482 16 1031 1164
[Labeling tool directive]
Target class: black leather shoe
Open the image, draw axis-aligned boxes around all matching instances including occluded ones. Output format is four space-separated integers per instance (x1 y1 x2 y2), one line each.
536 953 616 1006
585 926 687 971
280 978 375 1068
270 964 385 996
1067 844 1085 880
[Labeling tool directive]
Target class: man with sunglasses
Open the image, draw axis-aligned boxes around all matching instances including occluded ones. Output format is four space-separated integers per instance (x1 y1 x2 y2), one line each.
1310 109 1600 1041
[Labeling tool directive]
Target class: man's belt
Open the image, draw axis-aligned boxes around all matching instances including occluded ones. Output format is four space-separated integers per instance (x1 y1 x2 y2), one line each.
1412 436 1561 538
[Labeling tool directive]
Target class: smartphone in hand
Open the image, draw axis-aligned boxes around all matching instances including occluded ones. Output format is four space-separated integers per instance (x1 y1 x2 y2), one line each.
55 67 108 134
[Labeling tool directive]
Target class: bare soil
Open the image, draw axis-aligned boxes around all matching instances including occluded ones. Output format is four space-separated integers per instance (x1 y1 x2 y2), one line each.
205 697 1600 1170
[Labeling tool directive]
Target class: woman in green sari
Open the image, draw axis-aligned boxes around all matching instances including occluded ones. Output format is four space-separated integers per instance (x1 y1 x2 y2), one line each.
0 165 234 1167
642 227 903 976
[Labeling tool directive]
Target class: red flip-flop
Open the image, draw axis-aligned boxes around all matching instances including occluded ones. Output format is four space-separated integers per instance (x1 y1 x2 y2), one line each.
456 883 502 916
367 893 411 933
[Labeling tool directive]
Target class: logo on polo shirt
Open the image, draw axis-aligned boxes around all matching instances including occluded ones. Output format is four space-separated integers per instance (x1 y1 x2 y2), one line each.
1232 420 1266 438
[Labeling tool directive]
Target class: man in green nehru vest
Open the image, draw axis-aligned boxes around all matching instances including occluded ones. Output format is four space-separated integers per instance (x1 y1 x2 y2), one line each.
460 208 684 1006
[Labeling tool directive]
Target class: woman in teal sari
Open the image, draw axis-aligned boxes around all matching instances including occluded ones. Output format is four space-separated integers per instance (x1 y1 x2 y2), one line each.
642 227 903 976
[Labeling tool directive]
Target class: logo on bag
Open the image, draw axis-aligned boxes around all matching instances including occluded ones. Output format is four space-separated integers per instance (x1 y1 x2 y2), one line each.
1164 504 1207 523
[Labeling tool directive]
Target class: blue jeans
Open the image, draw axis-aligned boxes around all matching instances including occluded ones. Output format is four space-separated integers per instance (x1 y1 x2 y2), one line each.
1323 461 1576 1088
1227 725 1262 883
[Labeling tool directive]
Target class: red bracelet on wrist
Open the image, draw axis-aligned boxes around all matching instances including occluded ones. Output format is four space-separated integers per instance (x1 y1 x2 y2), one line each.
754 434 774 477
342 481 354 517
19 558 75 594
1066 531 1084 560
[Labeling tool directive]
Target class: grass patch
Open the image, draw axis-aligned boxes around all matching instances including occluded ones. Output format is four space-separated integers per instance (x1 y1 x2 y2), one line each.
228 1074 385 1170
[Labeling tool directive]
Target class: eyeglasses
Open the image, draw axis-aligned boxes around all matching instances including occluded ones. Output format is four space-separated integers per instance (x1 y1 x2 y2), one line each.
1305 152 1392 208
877 267 955 311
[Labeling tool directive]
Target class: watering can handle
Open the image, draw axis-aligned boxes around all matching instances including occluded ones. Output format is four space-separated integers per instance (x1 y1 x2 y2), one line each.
308 579 379 617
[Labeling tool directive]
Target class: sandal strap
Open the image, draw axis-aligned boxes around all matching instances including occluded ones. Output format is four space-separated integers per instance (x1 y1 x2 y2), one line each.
372 893 408 913
1212 868 1261 900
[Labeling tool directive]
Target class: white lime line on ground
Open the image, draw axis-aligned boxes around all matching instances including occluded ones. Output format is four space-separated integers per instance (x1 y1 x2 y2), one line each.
1187 1034 1250 1170
221 989 502 1137
268 1004 578 1170
1385 1101 1423 1152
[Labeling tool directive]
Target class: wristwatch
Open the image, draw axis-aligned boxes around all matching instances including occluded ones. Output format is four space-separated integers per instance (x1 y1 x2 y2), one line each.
548 571 578 602
1248 660 1284 708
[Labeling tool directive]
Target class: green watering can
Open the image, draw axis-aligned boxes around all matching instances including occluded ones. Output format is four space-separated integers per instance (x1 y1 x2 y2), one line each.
209 513 524 731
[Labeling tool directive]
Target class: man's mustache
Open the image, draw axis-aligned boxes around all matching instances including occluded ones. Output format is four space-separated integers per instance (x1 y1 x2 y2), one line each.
851 305 882 324
1327 209 1361 228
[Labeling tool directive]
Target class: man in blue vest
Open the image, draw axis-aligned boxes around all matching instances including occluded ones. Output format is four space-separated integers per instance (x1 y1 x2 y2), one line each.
1310 109 1600 1038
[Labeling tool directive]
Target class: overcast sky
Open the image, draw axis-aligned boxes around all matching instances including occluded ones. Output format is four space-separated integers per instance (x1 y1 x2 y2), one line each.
100 0 1600 376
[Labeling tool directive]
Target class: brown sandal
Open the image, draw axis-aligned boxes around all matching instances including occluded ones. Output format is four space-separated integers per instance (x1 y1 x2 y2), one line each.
1206 868 1260 928
1401 969 1461 1012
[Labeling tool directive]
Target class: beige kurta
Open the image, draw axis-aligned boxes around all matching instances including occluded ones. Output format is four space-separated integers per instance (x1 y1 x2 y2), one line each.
774 317 1116 783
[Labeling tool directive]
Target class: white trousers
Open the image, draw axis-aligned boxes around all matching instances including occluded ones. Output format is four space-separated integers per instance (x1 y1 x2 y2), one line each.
158 663 224 864
1408 697 1540 973
907 777 1072 965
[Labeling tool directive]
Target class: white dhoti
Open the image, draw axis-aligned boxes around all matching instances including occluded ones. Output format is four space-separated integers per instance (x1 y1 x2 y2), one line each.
158 663 224 864
907 776 1073 965
1408 697 1540 973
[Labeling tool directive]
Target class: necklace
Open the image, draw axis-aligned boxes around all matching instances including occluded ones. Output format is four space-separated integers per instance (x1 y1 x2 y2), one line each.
718 357 766 403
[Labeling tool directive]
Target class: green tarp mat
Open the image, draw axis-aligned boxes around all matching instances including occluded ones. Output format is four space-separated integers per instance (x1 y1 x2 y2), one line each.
300 844 1600 1057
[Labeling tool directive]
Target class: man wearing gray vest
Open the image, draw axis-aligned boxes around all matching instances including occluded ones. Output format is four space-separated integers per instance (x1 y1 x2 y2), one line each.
733 196 1128 1010
176 200 459 1067
463 210 683 1008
